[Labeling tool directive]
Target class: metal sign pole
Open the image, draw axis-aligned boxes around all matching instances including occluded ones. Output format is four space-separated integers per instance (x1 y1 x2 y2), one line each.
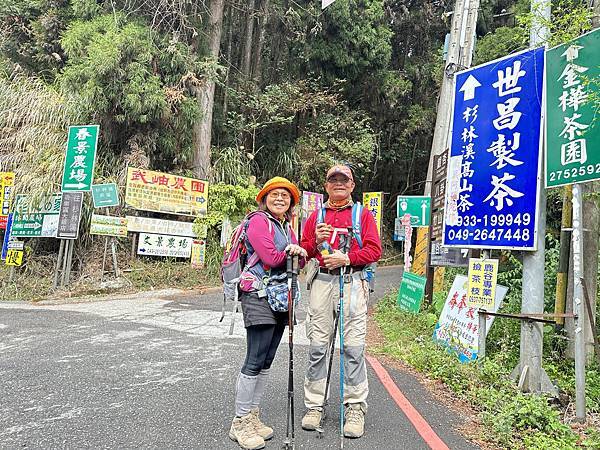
53 240 65 289
64 239 74 286
513 0 552 395
111 238 119 278
101 237 108 282
60 240 70 287
572 183 586 421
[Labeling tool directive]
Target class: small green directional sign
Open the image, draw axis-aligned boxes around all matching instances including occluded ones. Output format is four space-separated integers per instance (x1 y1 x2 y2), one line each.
61 125 99 192
397 195 431 227
91 183 119 208
397 272 427 313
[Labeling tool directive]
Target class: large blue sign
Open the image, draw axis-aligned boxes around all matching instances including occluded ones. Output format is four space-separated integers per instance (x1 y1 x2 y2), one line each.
443 48 544 250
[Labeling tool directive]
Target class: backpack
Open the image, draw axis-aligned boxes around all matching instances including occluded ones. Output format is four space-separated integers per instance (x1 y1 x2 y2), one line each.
316 202 377 290
220 211 273 334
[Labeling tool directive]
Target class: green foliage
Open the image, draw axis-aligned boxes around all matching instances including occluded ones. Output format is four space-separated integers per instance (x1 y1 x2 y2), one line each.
194 182 259 235
192 182 260 278
211 147 255 185
474 26 527 65
293 109 376 190
58 13 205 168
60 15 165 123
517 0 593 48
0 0 70 78
307 0 392 85
0 75 81 197
373 293 596 448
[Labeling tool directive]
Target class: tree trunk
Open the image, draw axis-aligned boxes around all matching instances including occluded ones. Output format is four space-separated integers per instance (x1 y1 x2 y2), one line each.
240 0 256 78
192 0 226 180
222 5 234 120
251 0 270 84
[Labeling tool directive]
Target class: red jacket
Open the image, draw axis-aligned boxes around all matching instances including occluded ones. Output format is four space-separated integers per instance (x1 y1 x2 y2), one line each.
301 202 382 268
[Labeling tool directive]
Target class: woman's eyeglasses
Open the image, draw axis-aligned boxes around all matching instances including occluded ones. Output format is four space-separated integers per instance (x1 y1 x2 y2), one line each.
268 192 291 200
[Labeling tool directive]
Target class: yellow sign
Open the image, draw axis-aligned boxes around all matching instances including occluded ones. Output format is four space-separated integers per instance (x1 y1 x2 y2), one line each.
6 249 23 266
363 192 382 235
412 227 428 277
467 258 499 309
125 167 209 217
191 239 206 268
0 172 15 228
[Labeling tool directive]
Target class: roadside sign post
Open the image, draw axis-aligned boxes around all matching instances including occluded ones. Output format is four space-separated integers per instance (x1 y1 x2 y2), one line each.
572 183 586 420
61 125 99 192
443 48 545 251
545 30 600 421
363 192 383 235
52 240 65 289
57 192 84 240
545 29 600 188
96 209 121 281
91 183 119 208
2 213 14 261
12 194 62 238
397 272 427 313
0 172 15 230
397 196 431 227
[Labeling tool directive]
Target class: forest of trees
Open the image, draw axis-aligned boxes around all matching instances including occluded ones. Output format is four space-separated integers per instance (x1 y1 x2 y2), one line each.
1 0 597 240
1 0 550 202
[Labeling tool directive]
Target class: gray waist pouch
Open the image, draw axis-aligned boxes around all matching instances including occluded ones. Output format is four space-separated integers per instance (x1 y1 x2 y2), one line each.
305 258 319 290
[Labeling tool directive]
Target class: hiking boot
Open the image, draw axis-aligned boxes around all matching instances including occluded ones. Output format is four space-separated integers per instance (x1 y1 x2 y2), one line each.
249 408 273 440
301 408 323 430
229 414 265 450
343 404 365 438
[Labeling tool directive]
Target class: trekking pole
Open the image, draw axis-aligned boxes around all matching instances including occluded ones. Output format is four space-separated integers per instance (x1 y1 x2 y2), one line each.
338 231 352 449
316 306 340 438
338 256 345 450
283 253 299 450
315 231 352 445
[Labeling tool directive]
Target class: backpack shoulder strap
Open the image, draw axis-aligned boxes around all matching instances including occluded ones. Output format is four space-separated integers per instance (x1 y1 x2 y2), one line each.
245 210 273 234
352 202 363 249
244 211 274 268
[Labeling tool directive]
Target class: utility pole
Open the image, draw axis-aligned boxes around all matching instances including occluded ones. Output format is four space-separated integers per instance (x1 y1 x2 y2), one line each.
423 0 479 301
458 0 479 69
511 0 555 395
424 0 466 196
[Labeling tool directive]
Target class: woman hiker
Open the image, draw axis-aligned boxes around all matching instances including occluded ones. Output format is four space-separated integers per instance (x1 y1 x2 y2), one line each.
229 177 307 450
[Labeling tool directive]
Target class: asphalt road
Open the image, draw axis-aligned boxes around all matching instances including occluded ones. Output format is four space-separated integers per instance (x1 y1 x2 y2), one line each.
0 266 479 449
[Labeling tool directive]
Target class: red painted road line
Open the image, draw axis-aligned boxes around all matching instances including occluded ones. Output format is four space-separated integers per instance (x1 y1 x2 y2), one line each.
367 355 450 450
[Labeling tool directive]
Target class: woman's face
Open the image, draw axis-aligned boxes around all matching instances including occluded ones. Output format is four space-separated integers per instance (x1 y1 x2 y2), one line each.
265 188 292 218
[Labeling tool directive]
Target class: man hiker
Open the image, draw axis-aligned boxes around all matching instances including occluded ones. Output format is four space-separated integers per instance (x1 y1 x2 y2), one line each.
299 164 382 439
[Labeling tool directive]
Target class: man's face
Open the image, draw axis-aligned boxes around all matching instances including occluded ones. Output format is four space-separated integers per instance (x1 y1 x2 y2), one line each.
325 174 355 201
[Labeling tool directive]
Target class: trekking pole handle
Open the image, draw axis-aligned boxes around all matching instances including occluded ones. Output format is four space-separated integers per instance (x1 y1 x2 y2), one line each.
286 252 293 276
292 255 299 274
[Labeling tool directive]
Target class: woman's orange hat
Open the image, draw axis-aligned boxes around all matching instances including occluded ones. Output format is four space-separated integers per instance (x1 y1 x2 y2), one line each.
256 176 300 204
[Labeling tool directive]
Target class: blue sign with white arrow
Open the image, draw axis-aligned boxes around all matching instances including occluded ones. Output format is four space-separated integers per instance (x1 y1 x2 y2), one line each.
442 47 544 250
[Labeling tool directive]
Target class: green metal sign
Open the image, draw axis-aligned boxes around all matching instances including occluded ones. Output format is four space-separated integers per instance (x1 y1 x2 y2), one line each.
396 195 431 226
12 194 62 238
397 272 426 313
546 29 600 187
61 125 99 192
92 183 119 208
